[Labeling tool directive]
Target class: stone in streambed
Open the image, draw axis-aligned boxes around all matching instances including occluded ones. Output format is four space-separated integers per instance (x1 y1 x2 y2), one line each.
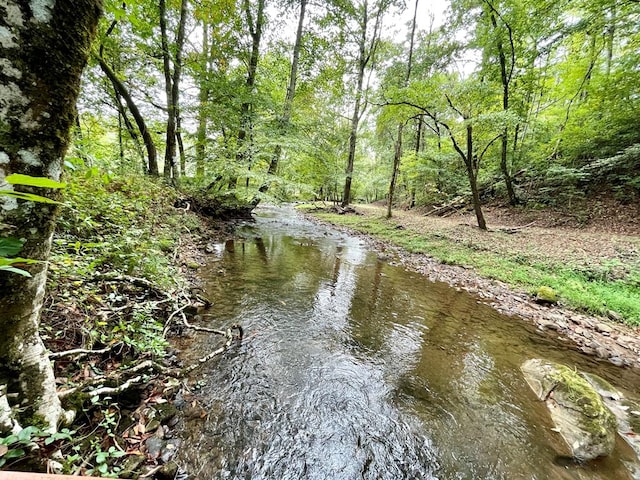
521 359 617 461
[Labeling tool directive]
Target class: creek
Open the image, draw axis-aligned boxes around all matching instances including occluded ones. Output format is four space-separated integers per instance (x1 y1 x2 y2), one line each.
176 205 640 479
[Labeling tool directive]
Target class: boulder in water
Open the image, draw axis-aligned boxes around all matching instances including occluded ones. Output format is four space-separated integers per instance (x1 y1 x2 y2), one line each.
521 359 617 461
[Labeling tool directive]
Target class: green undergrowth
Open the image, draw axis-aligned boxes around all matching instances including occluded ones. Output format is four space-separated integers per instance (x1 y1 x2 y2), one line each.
45 167 207 357
308 210 640 326
18 169 205 475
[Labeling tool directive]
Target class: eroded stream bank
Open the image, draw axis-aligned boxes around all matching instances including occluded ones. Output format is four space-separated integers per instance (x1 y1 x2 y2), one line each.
176 205 640 479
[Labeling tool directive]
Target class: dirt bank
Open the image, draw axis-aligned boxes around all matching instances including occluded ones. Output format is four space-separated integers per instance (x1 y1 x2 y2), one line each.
307 204 640 370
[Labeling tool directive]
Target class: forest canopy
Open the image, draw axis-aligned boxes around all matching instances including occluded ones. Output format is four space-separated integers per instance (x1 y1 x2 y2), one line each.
78 0 639 217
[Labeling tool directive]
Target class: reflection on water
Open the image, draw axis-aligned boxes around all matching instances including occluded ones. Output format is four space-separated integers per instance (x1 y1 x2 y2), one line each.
177 205 640 480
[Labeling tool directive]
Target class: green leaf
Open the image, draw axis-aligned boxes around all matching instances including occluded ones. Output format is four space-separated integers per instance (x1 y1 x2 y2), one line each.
0 191 60 204
0 257 37 267
4 448 25 459
0 238 23 257
5 174 66 189
18 426 39 442
0 265 32 277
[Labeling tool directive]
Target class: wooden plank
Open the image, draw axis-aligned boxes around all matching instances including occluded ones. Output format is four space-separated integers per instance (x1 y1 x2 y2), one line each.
0 473 105 479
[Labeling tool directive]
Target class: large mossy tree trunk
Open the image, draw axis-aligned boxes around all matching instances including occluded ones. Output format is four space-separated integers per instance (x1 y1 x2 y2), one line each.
0 0 102 431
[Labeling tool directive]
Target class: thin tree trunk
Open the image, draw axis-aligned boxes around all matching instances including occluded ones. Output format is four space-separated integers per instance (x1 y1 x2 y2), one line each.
257 0 307 197
387 0 418 218
98 57 158 175
343 1 370 207
0 0 101 432
465 124 487 230
177 114 186 176
488 9 517 205
232 0 265 189
113 91 146 172
195 21 210 177
387 125 403 218
160 0 187 181
605 6 615 77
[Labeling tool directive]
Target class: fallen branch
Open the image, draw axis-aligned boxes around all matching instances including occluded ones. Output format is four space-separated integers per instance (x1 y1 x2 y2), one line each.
182 314 227 336
181 345 228 376
88 375 144 397
58 360 172 399
49 345 113 360
424 196 466 217
494 221 536 234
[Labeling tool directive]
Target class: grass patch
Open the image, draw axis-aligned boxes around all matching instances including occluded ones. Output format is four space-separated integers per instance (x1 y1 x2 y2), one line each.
309 211 640 326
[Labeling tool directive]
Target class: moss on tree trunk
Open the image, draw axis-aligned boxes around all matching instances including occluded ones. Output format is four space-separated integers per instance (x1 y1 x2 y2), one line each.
0 0 102 432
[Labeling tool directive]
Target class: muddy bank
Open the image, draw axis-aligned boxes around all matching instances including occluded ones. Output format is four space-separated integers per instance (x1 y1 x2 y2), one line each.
306 214 640 370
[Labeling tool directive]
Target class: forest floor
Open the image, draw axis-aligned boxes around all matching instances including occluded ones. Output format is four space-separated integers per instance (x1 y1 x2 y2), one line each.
305 199 640 370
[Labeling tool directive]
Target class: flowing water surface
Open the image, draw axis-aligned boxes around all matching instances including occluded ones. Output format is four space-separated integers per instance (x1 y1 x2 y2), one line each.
177 205 640 479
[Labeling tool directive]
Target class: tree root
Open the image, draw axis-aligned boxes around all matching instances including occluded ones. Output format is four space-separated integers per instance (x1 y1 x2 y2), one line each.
52 274 243 410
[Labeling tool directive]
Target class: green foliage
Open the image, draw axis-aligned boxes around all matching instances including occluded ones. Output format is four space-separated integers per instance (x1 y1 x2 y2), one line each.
0 174 67 276
0 427 76 469
111 305 168 356
0 426 39 468
54 169 180 287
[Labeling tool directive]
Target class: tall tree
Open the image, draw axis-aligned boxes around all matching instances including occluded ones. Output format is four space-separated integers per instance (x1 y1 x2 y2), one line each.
257 0 308 197
482 0 517 205
386 0 419 218
339 0 393 207
231 0 266 188
160 0 189 180
0 0 102 431
98 17 159 175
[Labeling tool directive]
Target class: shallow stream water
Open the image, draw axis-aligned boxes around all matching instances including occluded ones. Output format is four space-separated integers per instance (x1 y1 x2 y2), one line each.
177 205 640 479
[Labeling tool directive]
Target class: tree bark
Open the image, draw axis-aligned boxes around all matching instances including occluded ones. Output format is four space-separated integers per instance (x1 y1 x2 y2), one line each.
465 124 487 230
0 0 102 431
386 124 403 218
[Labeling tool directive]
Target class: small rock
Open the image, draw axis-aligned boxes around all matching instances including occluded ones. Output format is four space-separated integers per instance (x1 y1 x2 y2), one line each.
607 310 623 322
595 323 614 335
120 454 145 477
538 319 558 331
160 438 182 463
157 461 180 480
609 357 625 367
146 436 164 460
618 335 636 346
146 419 161 433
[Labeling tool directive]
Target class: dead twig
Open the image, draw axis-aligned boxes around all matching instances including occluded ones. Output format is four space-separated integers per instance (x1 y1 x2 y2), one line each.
49 345 113 360
88 375 144 397
493 221 536 234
